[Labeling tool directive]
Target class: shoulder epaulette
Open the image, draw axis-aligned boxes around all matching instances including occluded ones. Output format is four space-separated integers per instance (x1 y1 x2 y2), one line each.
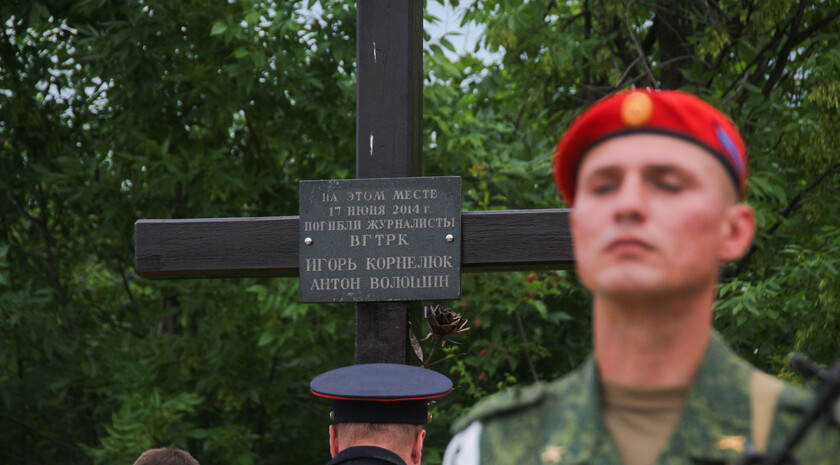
452 382 547 432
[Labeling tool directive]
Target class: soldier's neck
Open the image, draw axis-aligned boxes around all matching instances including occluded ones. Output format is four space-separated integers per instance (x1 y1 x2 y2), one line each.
344 442 414 465
592 292 714 388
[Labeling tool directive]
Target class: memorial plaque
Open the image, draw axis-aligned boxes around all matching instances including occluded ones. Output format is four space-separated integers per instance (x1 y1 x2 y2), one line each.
299 176 461 302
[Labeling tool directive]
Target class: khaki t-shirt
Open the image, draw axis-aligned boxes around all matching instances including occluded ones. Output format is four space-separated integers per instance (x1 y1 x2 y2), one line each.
602 381 690 465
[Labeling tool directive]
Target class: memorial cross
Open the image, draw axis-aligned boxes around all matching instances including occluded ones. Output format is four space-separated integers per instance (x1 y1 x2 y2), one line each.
134 1 573 364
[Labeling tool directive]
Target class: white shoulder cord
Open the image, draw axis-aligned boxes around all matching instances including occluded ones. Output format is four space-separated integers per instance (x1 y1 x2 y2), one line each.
442 421 483 465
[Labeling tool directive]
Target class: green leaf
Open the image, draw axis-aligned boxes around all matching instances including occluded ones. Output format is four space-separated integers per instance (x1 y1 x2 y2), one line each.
257 331 276 347
210 21 228 36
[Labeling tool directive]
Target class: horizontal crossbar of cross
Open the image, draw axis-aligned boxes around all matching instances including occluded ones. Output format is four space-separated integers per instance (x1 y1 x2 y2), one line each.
135 209 573 279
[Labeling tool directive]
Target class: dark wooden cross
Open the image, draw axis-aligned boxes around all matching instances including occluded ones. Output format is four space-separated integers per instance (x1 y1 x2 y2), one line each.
134 1 573 364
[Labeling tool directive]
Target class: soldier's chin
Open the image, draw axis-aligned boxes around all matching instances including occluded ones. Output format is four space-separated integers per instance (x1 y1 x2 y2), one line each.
584 266 659 291
590 272 683 301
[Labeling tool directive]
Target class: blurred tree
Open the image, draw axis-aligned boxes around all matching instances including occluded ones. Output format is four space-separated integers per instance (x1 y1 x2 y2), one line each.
1 1 357 464
1 1 839 464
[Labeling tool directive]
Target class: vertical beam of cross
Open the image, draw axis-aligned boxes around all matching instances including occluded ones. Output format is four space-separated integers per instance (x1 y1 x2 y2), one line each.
353 1 424 364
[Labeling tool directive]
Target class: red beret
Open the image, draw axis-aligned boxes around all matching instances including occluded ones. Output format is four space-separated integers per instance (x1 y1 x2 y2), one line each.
552 89 747 205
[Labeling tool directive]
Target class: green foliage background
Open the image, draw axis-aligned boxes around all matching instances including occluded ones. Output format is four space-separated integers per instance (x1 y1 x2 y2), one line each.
1 1 839 464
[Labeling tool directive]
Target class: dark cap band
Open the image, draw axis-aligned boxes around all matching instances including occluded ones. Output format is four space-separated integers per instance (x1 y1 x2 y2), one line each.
332 399 428 424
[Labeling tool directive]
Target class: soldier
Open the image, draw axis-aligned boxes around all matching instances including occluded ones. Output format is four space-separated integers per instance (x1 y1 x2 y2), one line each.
443 90 840 465
311 363 452 465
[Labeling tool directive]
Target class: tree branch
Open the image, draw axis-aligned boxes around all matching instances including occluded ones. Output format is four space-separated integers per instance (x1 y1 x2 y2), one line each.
90 304 147 339
117 259 137 307
721 14 792 101
514 308 539 383
425 353 463 368
792 7 840 43
624 0 658 89
10 183 70 312
0 412 83 453
760 1 808 97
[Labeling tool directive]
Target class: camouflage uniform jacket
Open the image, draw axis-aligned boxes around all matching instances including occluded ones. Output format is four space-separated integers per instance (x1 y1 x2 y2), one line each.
443 333 840 465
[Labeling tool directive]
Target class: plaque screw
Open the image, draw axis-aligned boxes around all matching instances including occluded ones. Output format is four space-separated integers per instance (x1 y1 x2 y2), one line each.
445 234 454 242
304 237 313 245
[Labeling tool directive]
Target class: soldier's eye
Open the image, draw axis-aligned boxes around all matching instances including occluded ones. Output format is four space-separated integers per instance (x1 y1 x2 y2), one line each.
655 180 683 192
592 182 618 194
585 174 620 195
650 171 686 193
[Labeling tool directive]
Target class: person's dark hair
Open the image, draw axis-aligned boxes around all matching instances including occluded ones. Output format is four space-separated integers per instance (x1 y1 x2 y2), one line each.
133 447 199 465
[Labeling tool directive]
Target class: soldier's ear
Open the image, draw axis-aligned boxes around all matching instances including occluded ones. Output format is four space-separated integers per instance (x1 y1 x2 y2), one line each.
718 203 755 262
329 425 340 457
410 429 426 465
